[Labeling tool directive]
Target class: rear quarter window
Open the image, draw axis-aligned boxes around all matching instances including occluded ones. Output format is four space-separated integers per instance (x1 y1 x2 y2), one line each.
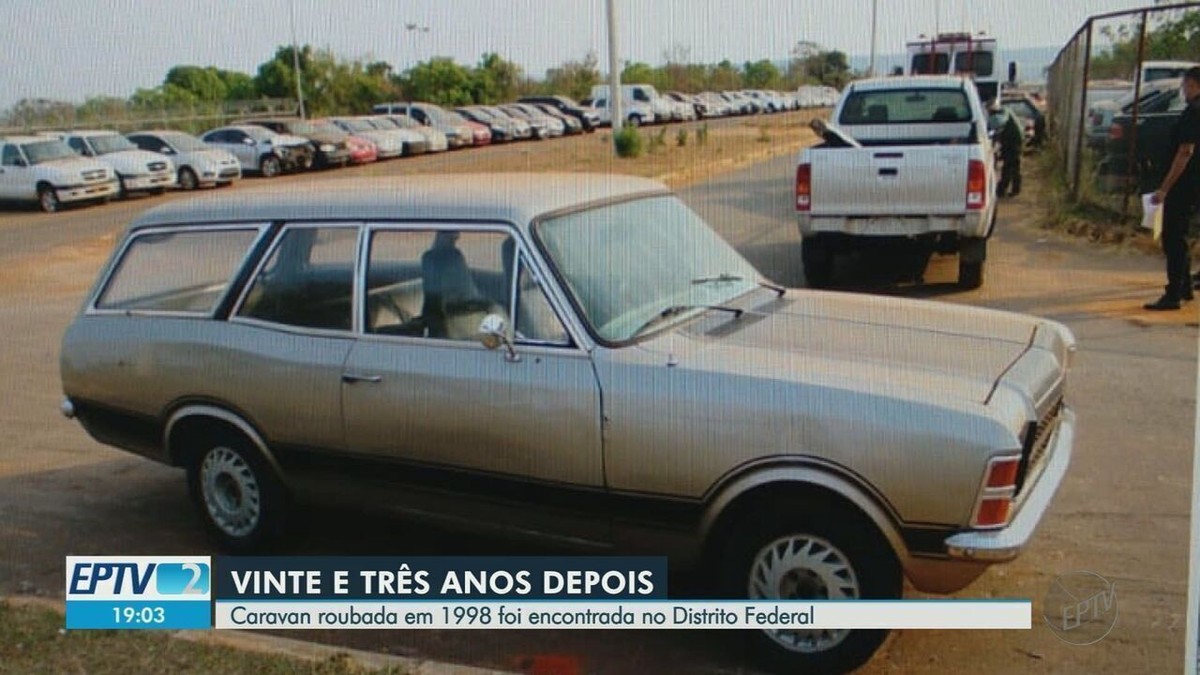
94 227 263 314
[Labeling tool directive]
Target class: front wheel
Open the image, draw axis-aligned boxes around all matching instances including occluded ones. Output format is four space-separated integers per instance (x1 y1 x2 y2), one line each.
719 499 901 674
259 154 281 178
186 433 287 552
37 184 59 213
178 167 199 190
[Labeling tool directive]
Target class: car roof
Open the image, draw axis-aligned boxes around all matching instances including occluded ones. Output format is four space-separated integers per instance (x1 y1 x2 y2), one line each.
128 173 671 233
850 76 971 91
1 135 63 144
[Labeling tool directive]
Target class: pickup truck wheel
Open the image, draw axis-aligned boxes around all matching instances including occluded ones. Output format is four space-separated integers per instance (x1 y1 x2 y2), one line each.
719 501 900 674
37 184 60 213
802 239 835 288
259 155 281 178
958 237 987 290
186 433 286 552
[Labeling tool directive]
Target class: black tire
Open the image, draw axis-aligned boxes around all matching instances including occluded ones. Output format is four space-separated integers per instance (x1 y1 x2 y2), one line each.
802 237 835 288
957 237 987 290
718 496 901 674
627 115 642 128
259 154 281 178
185 431 287 553
178 167 199 190
37 184 59 213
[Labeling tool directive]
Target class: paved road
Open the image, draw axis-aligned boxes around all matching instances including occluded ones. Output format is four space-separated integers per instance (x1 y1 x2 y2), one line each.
0 153 1194 674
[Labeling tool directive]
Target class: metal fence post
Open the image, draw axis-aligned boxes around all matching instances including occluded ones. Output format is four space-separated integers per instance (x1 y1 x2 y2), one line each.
1122 9 1150 216
1071 20 1094 199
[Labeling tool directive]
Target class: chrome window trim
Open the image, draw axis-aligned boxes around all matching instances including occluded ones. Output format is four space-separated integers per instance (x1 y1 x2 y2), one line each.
85 223 271 318
227 221 363 335
359 222 588 353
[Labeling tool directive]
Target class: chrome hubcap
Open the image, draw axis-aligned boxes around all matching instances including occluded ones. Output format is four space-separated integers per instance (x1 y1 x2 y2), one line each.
748 534 859 653
200 447 260 537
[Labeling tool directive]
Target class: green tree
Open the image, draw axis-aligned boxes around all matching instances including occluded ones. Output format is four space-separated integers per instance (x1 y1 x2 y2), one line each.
398 57 475 105
742 59 782 88
471 52 523 104
543 51 601 100
621 61 667 90
164 65 228 101
1090 9 1200 79
707 59 743 90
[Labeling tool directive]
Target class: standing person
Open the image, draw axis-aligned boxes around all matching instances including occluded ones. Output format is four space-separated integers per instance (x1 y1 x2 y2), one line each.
989 101 1024 197
1144 66 1200 311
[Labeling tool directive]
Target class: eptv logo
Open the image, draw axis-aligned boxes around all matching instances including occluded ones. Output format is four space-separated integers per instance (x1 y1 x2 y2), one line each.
66 557 211 601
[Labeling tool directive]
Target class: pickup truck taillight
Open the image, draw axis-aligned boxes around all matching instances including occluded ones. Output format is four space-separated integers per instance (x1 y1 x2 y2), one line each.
1108 123 1123 141
795 163 812 211
966 159 986 211
972 456 1021 528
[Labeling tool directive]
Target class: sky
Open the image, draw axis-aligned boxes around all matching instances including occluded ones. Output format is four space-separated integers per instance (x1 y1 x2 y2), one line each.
0 0 1162 110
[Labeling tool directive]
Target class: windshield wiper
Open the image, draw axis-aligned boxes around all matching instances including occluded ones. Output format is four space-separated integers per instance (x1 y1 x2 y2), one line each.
691 273 745 285
630 304 744 339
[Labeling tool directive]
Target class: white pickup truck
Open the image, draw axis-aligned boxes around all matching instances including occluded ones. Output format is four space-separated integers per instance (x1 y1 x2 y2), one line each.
796 76 997 289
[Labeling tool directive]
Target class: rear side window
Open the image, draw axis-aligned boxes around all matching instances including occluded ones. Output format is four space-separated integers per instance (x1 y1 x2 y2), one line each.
839 89 971 124
236 226 360 331
95 228 262 314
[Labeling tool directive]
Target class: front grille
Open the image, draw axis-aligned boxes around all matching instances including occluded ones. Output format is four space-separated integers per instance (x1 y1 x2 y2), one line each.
218 168 239 178
82 169 106 181
1015 396 1064 494
147 162 167 172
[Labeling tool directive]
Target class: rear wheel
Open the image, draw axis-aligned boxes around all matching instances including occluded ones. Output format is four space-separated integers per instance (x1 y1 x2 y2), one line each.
37 184 59 213
178 167 199 190
718 497 900 674
958 237 987 290
802 237 835 288
186 431 287 552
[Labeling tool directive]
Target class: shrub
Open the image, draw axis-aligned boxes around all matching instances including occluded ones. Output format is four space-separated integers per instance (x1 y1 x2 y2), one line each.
676 128 688 147
696 123 709 146
613 126 643 158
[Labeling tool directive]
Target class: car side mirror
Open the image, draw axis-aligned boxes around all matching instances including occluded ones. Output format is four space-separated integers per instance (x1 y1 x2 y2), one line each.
479 313 519 362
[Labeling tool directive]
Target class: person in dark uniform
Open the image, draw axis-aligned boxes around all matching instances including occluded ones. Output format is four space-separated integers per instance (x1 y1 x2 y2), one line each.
989 100 1024 197
1144 66 1200 311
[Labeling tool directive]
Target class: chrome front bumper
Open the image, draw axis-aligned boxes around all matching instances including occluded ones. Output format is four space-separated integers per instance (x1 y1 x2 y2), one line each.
945 406 1075 562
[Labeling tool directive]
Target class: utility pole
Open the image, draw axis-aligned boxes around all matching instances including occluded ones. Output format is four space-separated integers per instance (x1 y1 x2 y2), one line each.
289 0 306 119
868 0 878 77
607 0 623 139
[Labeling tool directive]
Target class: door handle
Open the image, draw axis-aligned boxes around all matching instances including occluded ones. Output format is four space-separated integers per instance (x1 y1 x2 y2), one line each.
341 372 382 384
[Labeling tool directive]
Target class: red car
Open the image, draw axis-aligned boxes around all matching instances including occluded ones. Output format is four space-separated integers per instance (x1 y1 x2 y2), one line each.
465 120 492 146
346 135 378 164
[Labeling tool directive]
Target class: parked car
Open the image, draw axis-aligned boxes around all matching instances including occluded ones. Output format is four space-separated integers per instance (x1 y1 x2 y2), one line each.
697 92 734 117
346 136 378 164
362 117 433 156
500 103 565 138
588 95 655 127
465 120 493 145
477 106 534 140
373 102 474 149
237 118 353 169
380 114 451 152
0 135 118 212
53 130 176 197
530 103 585 134
1099 79 1189 193
516 95 601 131
327 118 407 159
591 84 674 123
455 106 519 142
200 125 313 177
1086 78 1179 150
61 172 1076 675
999 93 1046 149
126 130 241 190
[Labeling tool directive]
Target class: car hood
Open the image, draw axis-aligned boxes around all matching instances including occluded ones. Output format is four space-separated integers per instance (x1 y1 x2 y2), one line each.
644 290 1061 406
182 149 239 165
96 150 173 172
267 133 311 147
38 156 114 177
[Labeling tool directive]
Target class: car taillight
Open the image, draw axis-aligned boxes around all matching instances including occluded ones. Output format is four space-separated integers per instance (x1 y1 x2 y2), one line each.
795 163 812 212
1108 123 1123 141
966 159 986 210
972 456 1020 528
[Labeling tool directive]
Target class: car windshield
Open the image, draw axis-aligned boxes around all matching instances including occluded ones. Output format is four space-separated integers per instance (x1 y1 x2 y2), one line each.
244 127 273 141
89 134 138 154
23 140 78 164
425 107 466 125
389 115 418 128
535 195 758 343
308 121 344 135
286 120 320 135
160 132 208 151
338 119 374 133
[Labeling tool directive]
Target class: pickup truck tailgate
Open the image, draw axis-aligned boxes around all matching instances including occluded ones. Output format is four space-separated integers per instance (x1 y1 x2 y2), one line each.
808 147 970 217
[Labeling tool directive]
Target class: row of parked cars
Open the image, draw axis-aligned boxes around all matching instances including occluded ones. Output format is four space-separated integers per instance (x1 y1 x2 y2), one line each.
1 86 837 213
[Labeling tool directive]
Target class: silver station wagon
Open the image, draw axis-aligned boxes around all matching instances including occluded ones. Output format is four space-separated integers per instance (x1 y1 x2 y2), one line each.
61 174 1075 673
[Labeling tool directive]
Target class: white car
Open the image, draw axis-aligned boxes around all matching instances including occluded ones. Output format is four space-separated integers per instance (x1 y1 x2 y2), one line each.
0 135 119 212
382 115 451 152
589 96 656 127
327 118 407 158
126 131 241 190
199 125 314 177
53 130 176 197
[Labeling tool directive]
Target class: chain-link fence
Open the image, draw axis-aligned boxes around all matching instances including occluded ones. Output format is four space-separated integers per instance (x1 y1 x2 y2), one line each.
0 98 299 137
1046 2 1199 218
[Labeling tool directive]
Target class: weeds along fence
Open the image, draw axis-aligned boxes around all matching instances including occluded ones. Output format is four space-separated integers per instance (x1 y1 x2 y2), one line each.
1046 2 1199 220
